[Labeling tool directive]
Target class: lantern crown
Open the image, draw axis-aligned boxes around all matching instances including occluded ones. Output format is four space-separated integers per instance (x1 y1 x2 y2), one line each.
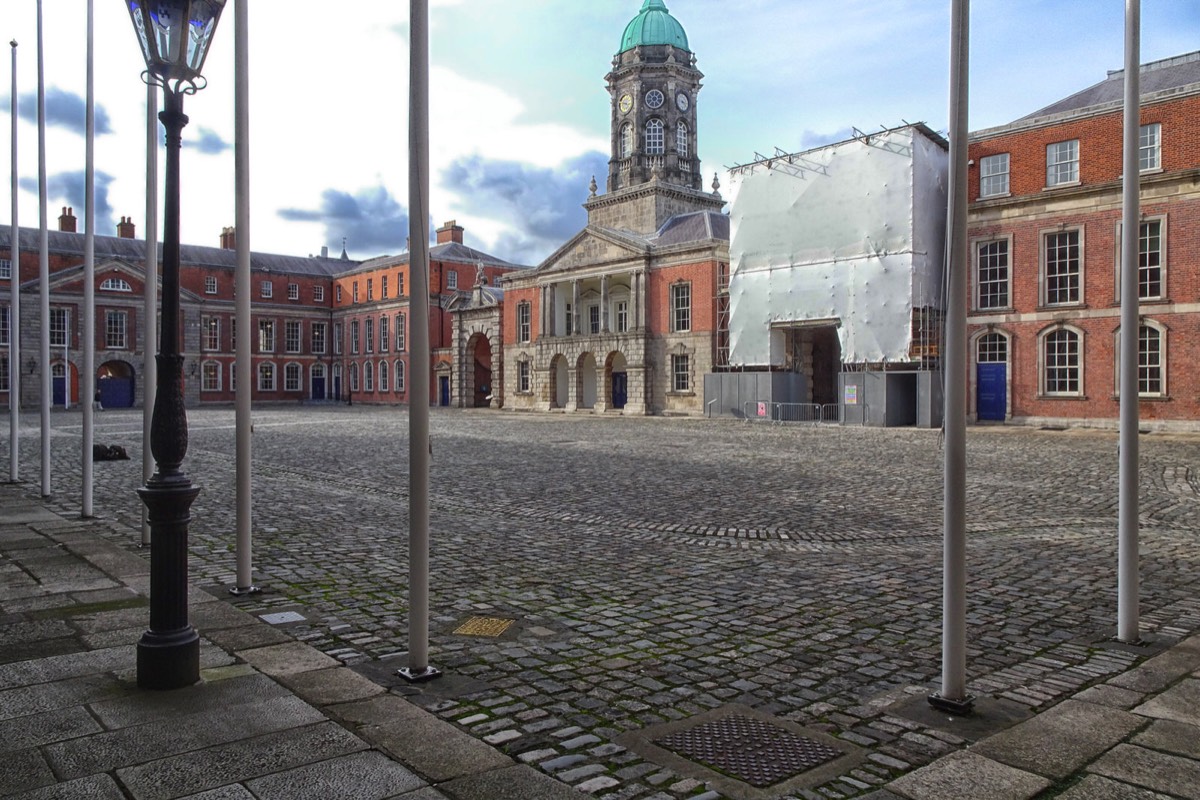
126 0 226 92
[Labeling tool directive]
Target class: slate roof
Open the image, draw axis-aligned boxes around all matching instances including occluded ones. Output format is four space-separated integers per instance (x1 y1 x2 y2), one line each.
652 210 730 246
352 241 528 275
0 227 354 277
1019 51 1200 121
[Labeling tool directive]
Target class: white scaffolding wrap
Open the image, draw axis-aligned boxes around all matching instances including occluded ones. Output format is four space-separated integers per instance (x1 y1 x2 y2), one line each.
727 126 948 366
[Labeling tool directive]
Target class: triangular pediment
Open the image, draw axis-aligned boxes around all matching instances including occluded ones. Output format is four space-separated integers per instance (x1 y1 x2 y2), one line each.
536 226 651 276
25 258 202 302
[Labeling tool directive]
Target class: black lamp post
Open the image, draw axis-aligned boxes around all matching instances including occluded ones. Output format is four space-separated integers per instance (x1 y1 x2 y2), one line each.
126 0 226 690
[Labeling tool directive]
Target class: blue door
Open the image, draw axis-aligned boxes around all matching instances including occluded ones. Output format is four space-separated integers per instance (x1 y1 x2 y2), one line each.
439 376 450 406
312 377 325 401
53 376 66 406
977 363 1006 421
611 372 627 409
99 377 134 408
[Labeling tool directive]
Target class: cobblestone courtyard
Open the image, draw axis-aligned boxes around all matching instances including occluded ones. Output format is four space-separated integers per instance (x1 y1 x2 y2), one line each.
9 407 1200 799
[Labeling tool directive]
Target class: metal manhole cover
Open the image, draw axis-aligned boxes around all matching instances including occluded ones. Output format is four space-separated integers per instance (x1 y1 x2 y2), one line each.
656 714 843 788
453 616 515 637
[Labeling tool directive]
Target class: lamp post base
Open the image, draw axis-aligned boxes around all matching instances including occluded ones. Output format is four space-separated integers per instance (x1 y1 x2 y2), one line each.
137 627 200 689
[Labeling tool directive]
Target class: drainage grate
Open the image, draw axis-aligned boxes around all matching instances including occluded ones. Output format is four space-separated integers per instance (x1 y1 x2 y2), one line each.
453 616 515 637
656 714 843 788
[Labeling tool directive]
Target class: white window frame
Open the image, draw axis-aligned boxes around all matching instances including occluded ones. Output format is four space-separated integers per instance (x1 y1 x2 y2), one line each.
260 280 273 298
620 123 633 158
1114 321 1167 398
396 314 406 351
380 316 389 352
311 322 327 355
589 304 600 335
50 307 69 347
382 275 389 299
287 283 299 300
100 277 133 292
1041 227 1084 307
447 270 458 290
670 282 691 332
351 321 360 354
365 318 374 353
1139 123 1161 172
204 275 217 294
395 359 406 392
202 315 220 351
258 319 276 353
518 359 530 393
333 322 342 355
974 236 1012 310
1115 217 1166 302
676 121 688 159
349 362 359 392
616 300 629 333
1046 139 1079 187
105 310 128 349
313 285 325 302
285 320 301 353
0 258 11 279
379 360 389 392
979 153 1010 198
284 362 302 392
201 360 221 392
0 305 8 346
645 119 665 155
671 353 690 393
0 353 9 392
517 302 531 343
363 360 374 392
1039 325 1084 397
258 361 276 391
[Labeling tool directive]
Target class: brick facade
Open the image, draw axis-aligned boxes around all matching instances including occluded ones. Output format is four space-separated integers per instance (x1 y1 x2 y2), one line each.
966 52 1200 429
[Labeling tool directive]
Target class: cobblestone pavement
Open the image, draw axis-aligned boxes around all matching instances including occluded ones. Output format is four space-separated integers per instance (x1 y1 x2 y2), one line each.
9 407 1200 799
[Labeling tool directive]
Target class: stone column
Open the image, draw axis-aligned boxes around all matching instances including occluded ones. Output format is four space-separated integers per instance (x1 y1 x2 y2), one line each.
633 271 643 331
538 285 546 337
565 367 578 412
548 286 556 337
600 274 610 333
571 280 580 337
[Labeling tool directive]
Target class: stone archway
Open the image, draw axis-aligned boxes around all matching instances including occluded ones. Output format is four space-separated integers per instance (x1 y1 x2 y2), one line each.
605 351 628 410
466 332 494 407
97 360 135 408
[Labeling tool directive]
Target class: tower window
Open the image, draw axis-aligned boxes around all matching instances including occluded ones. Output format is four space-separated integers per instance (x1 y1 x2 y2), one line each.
645 119 664 155
677 121 688 159
620 123 633 158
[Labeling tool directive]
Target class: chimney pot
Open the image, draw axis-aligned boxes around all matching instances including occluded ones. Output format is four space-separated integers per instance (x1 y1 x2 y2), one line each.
436 219 464 245
58 207 77 233
117 217 136 239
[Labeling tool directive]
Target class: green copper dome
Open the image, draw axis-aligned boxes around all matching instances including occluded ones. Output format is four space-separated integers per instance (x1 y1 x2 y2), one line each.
618 0 690 54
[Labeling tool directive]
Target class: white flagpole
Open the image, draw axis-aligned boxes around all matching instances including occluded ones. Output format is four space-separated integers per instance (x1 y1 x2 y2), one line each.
931 0 973 715
231 0 258 595
1117 0 1141 643
81 0 95 517
9 40 19 484
399 0 438 683
142 82 158 546
37 0 50 498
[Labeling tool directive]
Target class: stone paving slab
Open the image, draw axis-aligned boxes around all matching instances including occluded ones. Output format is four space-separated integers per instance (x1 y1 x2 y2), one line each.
1132 718 1200 760
888 751 1050 800
436 764 585 800
1089 743 1200 799
242 751 426 800
115 721 369 800
5 773 128 800
276 665 386 706
1131 677 1200 726
969 699 1145 780
238 641 340 677
1055 775 1173 800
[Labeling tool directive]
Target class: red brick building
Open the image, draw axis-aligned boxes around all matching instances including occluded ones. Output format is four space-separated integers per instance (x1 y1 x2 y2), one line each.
967 51 1200 429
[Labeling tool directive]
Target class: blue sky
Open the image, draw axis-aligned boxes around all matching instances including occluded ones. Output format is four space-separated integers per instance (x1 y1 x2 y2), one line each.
3 1 1199 266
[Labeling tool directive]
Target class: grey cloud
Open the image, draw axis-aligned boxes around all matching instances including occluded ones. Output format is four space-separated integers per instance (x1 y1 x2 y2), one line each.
6 88 113 135
18 170 117 234
184 127 231 155
278 185 410 256
441 151 608 265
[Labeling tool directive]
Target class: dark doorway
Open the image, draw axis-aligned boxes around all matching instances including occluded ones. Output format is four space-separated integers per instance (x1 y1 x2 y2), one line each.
439 376 450 406
98 361 135 408
612 372 627 409
977 363 1006 421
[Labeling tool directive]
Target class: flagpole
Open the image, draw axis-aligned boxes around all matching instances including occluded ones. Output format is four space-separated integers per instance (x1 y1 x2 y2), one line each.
1117 0 1141 643
9 40 19 484
231 0 259 595
398 0 438 683
37 0 51 498
930 0 974 715
81 0 95 517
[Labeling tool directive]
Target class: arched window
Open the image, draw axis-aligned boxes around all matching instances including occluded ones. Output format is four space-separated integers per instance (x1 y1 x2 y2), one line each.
349 362 359 392
645 119 664 155
364 361 374 392
977 332 1007 364
395 360 406 392
100 277 132 292
1115 321 1166 397
379 360 389 392
620 123 633 158
1041 327 1082 396
257 362 276 391
676 121 688 158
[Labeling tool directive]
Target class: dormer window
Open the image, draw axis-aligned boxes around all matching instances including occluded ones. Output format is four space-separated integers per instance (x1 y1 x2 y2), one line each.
100 277 133 292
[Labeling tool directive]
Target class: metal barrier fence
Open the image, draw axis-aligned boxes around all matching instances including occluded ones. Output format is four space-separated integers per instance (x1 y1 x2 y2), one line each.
741 400 868 426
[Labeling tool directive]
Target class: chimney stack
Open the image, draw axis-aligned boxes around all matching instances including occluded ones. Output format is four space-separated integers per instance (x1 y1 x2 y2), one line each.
58 207 77 232
117 216 136 239
220 226 236 250
436 219 464 245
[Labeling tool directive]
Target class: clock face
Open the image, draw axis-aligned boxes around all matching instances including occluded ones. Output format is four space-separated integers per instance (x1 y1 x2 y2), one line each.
645 89 664 109
618 94 632 114
676 92 689 111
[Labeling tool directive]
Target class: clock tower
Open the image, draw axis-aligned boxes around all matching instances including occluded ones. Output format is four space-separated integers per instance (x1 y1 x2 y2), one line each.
606 0 703 192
